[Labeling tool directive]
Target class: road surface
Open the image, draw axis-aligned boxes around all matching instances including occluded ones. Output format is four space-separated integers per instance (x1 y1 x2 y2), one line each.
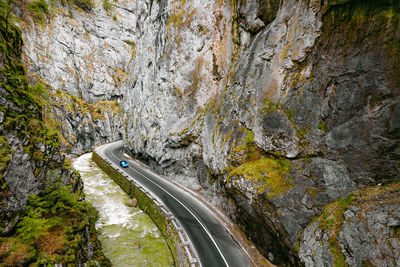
97 141 252 267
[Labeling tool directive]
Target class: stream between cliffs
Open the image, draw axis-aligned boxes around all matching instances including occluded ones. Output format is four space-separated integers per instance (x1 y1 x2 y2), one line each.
72 153 174 266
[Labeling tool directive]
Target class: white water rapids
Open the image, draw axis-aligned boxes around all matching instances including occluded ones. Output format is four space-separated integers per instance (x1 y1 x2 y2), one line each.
73 153 174 266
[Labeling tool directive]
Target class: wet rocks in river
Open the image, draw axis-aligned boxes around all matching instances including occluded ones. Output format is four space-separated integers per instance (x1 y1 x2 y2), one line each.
125 198 138 207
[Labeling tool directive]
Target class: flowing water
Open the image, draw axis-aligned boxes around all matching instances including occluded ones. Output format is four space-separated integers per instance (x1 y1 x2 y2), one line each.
73 153 174 266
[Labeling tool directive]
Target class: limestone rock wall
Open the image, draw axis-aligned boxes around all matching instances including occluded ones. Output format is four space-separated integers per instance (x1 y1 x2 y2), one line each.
0 8 107 264
21 0 400 265
22 0 131 154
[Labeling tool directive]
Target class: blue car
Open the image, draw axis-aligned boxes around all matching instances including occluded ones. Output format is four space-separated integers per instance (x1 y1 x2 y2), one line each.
119 160 129 168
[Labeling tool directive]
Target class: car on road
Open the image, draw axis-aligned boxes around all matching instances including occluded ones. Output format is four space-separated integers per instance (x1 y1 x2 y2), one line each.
119 160 129 168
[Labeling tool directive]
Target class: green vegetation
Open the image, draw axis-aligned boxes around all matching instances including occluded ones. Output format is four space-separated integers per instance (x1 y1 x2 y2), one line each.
28 82 49 107
328 0 352 6
65 0 94 11
179 126 189 136
262 98 283 114
315 182 400 266
227 129 292 197
245 130 255 147
92 152 185 266
295 127 310 150
102 0 113 12
23 0 95 23
319 194 354 231
0 0 60 173
317 194 354 267
295 127 309 140
0 183 110 265
26 0 49 23
0 136 13 195
0 136 12 173
318 121 327 133
228 156 291 197
0 2 108 265
124 39 136 47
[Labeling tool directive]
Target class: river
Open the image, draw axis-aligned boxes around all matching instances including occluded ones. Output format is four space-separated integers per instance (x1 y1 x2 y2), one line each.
73 153 174 266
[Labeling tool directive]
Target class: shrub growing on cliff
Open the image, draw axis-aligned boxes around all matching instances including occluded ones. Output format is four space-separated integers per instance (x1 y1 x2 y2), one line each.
26 0 49 23
71 0 93 11
318 121 327 133
58 0 93 11
28 82 49 107
0 0 17 36
103 0 112 12
318 193 355 266
0 183 110 265
17 217 55 243
245 130 255 147
17 183 87 243
0 2 109 264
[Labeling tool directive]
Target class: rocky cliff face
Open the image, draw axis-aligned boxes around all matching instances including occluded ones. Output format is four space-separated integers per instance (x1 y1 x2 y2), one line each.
0 1 109 264
22 0 400 266
22 0 129 154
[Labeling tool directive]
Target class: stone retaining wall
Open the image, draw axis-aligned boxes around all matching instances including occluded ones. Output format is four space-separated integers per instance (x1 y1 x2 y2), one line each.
92 150 199 267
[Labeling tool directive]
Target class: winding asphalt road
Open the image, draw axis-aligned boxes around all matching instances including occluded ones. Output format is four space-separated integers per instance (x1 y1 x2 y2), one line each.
97 141 252 267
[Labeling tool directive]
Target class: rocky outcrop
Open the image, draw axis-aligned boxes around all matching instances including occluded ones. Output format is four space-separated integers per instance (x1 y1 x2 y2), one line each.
219 0 400 264
299 183 400 267
0 3 108 264
22 0 130 154
21 0 400 265
48 90 124 154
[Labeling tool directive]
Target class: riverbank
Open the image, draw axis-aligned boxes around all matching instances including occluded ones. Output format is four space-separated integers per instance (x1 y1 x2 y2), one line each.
72 153 174 266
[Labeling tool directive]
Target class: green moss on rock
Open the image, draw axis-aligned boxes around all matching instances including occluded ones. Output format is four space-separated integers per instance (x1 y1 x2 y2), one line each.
318 121 327 133
0 183 110 265
227 129 292 197
0 2 108 265
311 182 400 266
318 194 354 267
228 155 291 197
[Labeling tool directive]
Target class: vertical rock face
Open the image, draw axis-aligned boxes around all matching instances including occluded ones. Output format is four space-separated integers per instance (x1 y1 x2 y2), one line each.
299 183 400 267
22 0 133 153
22 0 400 265
0 6 108 264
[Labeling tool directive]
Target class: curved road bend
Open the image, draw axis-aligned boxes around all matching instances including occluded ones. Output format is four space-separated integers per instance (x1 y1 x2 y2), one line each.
98 141 252 267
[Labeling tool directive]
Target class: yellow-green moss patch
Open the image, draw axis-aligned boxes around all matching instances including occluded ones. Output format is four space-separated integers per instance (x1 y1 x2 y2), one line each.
228 156 291 197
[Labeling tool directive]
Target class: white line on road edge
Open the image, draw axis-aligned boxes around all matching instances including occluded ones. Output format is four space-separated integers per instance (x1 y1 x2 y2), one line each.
108 147 229 267
96 145 204 267
120 145 254 266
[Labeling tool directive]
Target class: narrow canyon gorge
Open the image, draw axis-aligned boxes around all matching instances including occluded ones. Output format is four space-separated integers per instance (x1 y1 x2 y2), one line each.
0 0 399 266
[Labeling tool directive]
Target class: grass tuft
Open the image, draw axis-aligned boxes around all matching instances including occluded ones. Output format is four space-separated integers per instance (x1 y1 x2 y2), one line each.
26 0 49 23
318 194 355 267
